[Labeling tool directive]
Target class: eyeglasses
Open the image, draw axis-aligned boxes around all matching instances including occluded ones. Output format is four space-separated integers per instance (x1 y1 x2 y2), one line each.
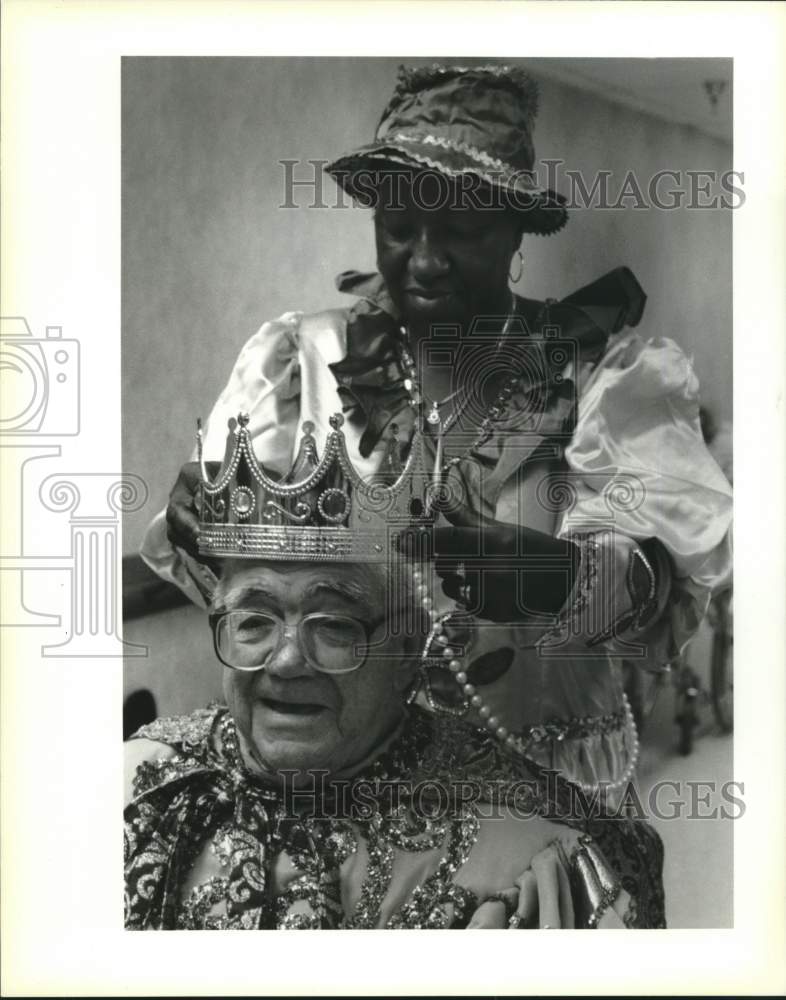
209 610 384 675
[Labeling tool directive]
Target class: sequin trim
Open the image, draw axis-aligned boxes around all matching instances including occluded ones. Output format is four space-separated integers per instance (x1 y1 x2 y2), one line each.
536 533 600 647
587 544 659 645
521 708 627 749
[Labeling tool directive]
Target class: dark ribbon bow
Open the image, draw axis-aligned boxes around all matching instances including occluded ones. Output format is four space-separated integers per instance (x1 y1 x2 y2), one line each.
329 268 646 458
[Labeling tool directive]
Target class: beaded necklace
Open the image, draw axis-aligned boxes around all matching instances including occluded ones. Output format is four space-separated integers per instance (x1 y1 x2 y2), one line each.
397 294 521 507
398 297 524 752
408 501 641 790
398 298 641 793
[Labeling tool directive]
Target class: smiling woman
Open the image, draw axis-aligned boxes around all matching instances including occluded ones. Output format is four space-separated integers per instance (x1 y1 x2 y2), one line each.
372 171 523 337
125 555 666 929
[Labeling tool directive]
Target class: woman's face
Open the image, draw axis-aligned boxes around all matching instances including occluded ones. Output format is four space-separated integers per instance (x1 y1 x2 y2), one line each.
374 170 522 332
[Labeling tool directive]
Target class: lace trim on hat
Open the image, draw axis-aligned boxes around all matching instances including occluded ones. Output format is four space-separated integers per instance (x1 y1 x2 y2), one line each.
390 131 514 174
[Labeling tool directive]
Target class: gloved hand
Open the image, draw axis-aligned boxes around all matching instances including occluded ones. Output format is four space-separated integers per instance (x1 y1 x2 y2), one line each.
165 460 222 567
434 525 578 621
407 508 579 623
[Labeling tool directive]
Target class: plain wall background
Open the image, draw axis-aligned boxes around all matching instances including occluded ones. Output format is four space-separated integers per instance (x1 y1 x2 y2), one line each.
121 56 733 562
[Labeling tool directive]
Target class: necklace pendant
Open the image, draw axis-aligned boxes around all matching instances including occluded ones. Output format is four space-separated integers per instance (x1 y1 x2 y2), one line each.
427 402 441 426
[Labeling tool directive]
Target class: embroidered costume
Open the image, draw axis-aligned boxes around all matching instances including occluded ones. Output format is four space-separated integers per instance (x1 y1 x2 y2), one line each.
125 705 666 929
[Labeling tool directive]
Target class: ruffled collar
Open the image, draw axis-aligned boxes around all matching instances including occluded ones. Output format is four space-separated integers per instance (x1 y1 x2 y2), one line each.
328 273 410 456
329 269 619 458
335 269 400 318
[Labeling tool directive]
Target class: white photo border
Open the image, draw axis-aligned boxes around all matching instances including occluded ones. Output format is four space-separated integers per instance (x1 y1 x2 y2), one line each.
2 1 785 995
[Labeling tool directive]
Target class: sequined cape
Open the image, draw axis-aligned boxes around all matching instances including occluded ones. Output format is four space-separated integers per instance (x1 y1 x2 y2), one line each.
125 705 666 929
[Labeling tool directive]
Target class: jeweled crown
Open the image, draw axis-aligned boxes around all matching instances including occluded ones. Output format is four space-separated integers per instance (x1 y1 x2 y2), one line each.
197 412 434 562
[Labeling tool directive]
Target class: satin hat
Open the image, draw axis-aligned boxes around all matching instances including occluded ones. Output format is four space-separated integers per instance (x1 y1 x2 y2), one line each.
326 64 568 236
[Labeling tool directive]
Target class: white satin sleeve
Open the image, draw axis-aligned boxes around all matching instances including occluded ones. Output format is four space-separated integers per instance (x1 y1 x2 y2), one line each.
552 332 733 663
138 310 347 604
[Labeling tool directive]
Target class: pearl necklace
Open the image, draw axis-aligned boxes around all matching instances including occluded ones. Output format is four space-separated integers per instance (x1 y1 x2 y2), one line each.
400 301 523 752
398 295 519 515
400 300 641 794
409 563 519 751
411 559 641 792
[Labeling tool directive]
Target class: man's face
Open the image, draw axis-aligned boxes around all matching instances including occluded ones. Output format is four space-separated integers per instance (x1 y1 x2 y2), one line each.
216 560 414 779
374 170 521 332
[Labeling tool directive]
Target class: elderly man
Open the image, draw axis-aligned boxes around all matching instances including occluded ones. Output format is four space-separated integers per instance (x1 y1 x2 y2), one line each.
125 549 665 929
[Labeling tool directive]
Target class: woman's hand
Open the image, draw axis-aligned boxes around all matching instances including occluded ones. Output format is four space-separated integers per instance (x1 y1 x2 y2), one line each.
432 514 580 622
465 834 634 929
466 839 575 928
165 460 221 562
397 514 578 622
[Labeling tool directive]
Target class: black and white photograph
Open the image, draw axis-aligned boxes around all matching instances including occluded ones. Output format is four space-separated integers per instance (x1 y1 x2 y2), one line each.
121 54 735 930
2 2 785 996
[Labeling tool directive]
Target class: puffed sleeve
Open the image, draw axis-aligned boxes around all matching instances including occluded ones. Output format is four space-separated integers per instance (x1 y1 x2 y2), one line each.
138 310 347 605
545 332 732 666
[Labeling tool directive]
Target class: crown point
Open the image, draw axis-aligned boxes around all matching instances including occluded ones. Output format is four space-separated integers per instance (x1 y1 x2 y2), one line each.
329 413 345 430
237 412 250 428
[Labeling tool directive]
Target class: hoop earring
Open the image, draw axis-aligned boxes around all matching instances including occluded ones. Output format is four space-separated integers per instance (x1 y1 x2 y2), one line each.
509 248 524 285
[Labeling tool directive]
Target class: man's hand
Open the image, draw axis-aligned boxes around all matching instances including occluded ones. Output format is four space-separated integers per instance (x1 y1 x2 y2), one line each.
165 460 221 563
